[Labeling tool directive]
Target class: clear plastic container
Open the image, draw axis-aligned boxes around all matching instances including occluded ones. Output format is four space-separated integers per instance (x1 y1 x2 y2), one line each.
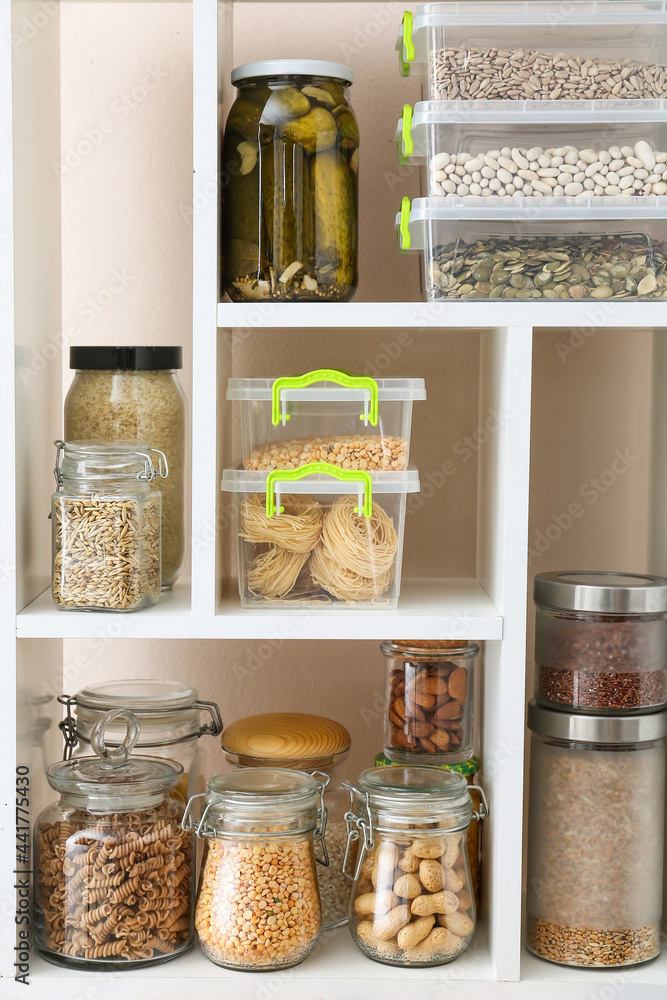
227 369 426 472
534 571 667 713
380 640 477 763
184 768 327 971
222 60 358 302
397 102 667 201
59 680 223 800
396 2 667 102
34 710 194 970
220 712 352 929
526 701 666 968
220 466 419 608
344 766 488 967
398 198 667 300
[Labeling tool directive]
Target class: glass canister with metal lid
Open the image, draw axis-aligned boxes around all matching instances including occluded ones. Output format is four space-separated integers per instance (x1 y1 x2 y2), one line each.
184 768 327 971
59 679 223 800
344 765 488 967
222 59 358 302
526 700 666 968
534 571 667 713
51 440 167 612
34 709 194 969
219 712 351 929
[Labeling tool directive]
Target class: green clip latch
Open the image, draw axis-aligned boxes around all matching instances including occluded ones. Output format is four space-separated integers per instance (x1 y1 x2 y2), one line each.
265 463 373 519
398 12 415 77
271 368 379 427
398 104 414 165
398 197 411 252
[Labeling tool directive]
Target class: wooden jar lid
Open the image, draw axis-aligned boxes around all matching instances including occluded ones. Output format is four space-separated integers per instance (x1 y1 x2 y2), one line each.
221 713 351 764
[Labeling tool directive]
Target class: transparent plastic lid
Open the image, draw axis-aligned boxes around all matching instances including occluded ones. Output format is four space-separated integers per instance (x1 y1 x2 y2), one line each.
412 1 667 29
227 376 426 402
221 468 420 495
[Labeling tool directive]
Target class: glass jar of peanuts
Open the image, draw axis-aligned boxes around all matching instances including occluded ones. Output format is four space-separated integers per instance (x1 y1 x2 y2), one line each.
343 765 488 967
34 709 195 970
527 700 666 968
219 712 352 930
381 640 478 763
51 440 167 612
59 680 223 800
184 768 328 970
64 346 186 589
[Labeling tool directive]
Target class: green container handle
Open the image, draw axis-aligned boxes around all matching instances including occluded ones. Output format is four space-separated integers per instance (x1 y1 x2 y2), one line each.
265 463 373 519
398 11 415 77
272 368 379 427
398 104 414 165
398 197 411 252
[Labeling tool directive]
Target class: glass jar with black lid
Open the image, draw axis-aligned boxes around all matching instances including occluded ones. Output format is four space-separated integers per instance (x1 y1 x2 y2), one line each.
64 346 186 589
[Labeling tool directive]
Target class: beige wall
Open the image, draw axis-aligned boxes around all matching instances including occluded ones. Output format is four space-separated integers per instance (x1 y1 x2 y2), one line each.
60 4 653 781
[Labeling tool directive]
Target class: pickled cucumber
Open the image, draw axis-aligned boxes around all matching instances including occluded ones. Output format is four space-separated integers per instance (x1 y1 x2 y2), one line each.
225 98 274 144
280 106 337 155
261 139 314 275
334 110 359 149
311 149 357 288
262 86 310 124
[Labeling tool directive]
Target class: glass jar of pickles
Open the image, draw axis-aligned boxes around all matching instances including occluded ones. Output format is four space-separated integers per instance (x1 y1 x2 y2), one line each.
222 60 358 302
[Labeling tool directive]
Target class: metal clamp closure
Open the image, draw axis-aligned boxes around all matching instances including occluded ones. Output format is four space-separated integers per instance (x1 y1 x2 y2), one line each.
195 700 223 738
58 694 79 760
342 782 375 882
181 792 209 834
310 770 330 868
470 784 489 821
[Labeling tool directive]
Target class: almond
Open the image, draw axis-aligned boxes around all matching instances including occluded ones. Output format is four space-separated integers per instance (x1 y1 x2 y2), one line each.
389 707 403 727
431 661 455 678
447 667 467 702
393 696 406 718
411 690 436 709
416 675 449 696
404 720 434 738
434 700 463 721
401 696 426 722
435 690 451 708
391 730 418 750
419 736 437 752
438 718 463 731
430 729 451 749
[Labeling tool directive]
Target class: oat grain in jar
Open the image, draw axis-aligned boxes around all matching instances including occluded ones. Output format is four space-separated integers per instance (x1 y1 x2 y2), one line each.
344 765 487 967
527 701 666 968
381 640 477 761
64 347 186 589
185 768 327 970
534 571 667 713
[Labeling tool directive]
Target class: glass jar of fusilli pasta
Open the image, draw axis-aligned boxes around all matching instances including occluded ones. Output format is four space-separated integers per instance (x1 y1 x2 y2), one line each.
183 768 328 970
35 709 195 970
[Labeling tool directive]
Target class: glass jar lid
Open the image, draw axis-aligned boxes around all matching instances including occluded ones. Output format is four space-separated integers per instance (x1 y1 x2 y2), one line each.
527 699 667 745
221 712 350 770
534 571 667 614
47 710 183 808
54 440 167 487
206 767 320 810
69 346 183 370
231 59 353 86
381 639 479 660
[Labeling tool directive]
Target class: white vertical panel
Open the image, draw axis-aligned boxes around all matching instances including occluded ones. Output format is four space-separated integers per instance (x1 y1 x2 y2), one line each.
477 327 533 981
191 0 224 614
649 329 667 577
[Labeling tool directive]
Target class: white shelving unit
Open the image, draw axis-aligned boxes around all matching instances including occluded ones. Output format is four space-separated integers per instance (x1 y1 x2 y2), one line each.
2 1 666 997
